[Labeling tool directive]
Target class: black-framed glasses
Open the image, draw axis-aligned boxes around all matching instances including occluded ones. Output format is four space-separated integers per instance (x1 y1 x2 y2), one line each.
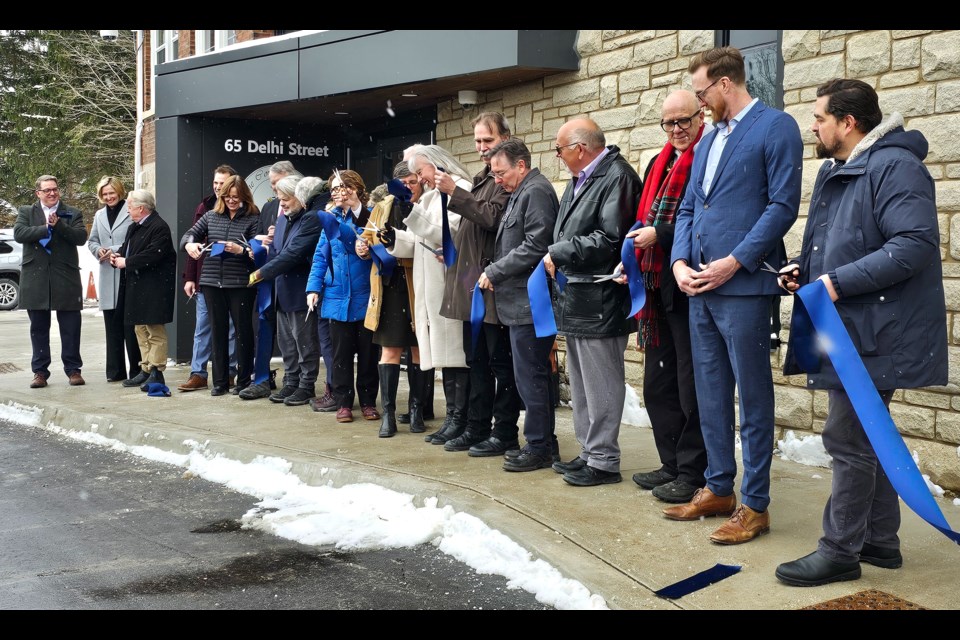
695 77 723 103
37 187 59 195
555 141 581 156
660 113 700 132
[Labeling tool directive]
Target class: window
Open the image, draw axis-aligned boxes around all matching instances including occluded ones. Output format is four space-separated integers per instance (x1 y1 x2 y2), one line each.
717 30 784 110
196 30 237 55
152 30 179 65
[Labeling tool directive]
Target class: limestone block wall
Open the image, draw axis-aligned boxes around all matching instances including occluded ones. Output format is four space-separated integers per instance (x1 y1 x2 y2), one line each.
435 29 960 491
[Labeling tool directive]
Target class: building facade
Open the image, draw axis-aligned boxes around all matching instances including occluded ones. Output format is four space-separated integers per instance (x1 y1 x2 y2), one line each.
137 29 960 491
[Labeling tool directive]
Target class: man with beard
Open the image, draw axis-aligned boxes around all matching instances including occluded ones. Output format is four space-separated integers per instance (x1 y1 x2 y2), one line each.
665 46 802 544
775 79 945 586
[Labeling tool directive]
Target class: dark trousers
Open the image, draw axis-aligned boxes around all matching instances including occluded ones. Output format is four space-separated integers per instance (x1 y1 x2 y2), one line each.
28 309 82 377
509 323 557 456
329 319 379 408
317 317 334 387
819 389 900 564
643 305 706 486
103 308 140 380
203 286 256 390
462 321 522 440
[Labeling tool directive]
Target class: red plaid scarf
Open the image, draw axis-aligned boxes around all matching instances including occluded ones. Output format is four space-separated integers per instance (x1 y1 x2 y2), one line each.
635 123 704 348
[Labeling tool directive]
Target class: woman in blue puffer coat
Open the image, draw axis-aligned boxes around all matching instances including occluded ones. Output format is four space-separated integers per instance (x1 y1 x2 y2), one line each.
306 169 379 424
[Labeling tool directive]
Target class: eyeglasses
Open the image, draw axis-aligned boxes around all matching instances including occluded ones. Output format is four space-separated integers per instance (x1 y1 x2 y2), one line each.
331 186 350 194
223 195 241 202
695 77 723 103
37 187 59 195
555 141 581 157
660 112 700 132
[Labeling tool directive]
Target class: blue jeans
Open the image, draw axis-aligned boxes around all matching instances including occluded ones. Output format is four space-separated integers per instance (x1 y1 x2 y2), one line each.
191 291 236 378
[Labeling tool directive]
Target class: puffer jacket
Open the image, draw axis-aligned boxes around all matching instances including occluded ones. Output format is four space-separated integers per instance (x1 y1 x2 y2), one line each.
783 113 947 390
549 146 642 338
180 206 260 289
306 205 372 322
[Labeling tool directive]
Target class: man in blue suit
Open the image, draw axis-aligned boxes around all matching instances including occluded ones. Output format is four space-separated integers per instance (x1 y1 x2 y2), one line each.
664 46 802 545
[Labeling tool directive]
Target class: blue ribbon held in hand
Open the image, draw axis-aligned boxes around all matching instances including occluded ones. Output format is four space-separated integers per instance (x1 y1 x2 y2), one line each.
370 243 396 279
437 166 457 268
527 261 558 338
621 220 647 318
793 280 960 544
470 284 485 359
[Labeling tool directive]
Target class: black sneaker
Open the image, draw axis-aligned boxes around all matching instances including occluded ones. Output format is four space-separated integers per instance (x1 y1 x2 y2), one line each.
443 431 490 452
563 465 622 487
506 447 560 463
503 450 554 472
631 468 677 490
552 456 586 474
284 388 315 407
239 381 272 400
270 385 297 403
651 479 700 504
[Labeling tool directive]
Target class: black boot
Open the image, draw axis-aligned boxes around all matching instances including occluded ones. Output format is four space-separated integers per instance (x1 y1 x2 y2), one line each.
398 364 413 424
421 367 436 420
408 363 426 434
426 368 468 444
378 364 399 438
122 369 150 388
140 366 164 392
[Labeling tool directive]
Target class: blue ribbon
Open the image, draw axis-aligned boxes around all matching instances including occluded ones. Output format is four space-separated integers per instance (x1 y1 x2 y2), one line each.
441 191 457 268
655 564 741 599
527 261 558 338
39 228 52 254
208 242 226 258
249 237 273 385
370 242 396 279
470 284 485 359
621 220 647 318
793 280 960 544
145 382 172 397
249 238 272 318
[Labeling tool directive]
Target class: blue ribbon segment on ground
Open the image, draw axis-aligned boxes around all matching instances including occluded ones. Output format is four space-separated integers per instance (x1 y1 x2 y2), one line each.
655 563 741 599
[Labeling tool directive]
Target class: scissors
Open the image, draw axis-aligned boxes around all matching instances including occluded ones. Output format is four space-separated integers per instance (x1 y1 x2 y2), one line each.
760 261 781 274
419 241 443 256
593 266 624 283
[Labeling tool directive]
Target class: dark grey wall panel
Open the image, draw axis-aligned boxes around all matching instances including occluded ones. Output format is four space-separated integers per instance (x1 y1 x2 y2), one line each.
518 30 579 68
298 31 523 99
156 51 300 118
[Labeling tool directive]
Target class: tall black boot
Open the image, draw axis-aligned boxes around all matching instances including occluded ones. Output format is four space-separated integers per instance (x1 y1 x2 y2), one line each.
408 363 426 434
378 363 399 438
438 368 471 447
399 363 414 424
421 367 436 420
425 368 457 443
140 366 164 392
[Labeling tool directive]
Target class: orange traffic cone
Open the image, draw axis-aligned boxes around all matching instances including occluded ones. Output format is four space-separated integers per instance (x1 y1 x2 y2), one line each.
86 272 97 301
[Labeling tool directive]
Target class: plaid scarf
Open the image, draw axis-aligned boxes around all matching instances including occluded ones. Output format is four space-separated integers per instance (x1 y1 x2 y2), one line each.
635 123 704 348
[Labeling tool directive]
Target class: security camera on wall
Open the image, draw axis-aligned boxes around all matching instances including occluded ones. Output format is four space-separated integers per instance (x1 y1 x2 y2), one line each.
100 30 119 41
458 90 478 108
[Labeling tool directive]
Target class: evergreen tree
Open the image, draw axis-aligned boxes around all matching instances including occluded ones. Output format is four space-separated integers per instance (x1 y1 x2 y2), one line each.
0 29 136 225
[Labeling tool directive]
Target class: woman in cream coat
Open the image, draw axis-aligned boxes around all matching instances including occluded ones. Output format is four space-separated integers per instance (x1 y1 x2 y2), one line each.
386 144 473 445
88 176 141 382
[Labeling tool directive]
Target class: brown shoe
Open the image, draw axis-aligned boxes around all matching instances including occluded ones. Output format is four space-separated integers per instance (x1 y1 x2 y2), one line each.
178 373 209 392
710 504 770 545
336 407 354 423
662 487 737 521
68 372 85 386
361 405 380 421
30 373 48 389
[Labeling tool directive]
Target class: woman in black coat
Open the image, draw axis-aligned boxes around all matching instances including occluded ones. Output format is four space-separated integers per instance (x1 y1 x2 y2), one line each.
110 189 177 390
181 175 261 396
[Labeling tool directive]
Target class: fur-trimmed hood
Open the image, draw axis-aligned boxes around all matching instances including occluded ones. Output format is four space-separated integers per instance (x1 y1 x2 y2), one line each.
843 112 928 165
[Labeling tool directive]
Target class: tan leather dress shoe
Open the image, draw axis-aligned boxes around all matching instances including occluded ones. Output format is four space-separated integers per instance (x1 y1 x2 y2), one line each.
662 487 737 521
178 373 209 391
710 504 770 545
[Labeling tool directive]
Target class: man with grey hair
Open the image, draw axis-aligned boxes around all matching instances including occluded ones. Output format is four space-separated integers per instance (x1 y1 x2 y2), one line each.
15 174 88 388
241 160 301 399
248 174 322 407
545 118 642 486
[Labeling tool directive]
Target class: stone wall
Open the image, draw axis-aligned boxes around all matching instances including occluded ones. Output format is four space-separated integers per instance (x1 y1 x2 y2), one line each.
435 29 960 491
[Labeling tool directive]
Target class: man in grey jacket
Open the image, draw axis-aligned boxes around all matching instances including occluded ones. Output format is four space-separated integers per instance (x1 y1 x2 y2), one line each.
775 79 946 586
477 139 560 472
544 118 642 486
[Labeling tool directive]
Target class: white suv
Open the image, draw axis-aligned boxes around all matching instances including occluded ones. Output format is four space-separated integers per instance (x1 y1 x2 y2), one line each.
0 231 22 310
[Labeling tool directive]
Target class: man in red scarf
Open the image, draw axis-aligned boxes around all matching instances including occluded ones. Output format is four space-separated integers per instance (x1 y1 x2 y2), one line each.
624 90 712 504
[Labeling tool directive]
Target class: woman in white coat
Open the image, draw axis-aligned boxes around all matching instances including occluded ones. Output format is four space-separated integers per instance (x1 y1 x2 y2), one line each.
383 144 473 445
88 176 141 382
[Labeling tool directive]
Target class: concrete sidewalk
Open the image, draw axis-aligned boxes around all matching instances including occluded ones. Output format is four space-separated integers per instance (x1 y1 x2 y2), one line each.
1 308 958 610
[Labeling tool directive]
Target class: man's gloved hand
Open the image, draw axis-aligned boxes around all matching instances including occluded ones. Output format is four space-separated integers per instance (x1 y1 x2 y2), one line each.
378 220 396 248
